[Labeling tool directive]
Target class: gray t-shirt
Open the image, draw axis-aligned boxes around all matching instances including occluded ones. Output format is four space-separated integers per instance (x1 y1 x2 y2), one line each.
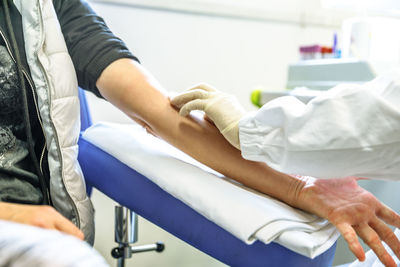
0 45 42 204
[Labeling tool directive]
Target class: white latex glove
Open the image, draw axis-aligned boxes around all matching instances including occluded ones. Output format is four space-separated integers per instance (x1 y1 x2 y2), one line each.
170 83 246 149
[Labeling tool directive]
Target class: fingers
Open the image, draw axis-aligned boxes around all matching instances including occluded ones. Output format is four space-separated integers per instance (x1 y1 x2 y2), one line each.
186 83 216 92
170 89 211 109
377 204 400 229
5 204 85 240
370 219 400 261
355 223 397 267
336 223 366 261
179 99 208 116
55 216 85 240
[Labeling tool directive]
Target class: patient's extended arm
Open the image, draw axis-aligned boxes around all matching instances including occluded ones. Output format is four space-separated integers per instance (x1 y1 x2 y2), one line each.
96 58 400 267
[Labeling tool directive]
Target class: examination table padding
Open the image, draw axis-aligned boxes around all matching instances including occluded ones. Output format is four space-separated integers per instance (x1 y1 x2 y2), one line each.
81 122 339 258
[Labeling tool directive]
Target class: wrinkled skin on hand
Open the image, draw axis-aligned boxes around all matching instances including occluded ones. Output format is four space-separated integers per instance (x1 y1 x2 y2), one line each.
295 176 400 267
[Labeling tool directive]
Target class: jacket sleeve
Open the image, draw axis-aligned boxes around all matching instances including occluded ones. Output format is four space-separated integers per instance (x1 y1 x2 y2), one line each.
238 70 400 180
53 0 139 97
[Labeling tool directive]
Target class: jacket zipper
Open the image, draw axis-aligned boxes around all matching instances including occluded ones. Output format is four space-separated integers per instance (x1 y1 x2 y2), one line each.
23 69 47 175
0 28 47 177
36 3 80 227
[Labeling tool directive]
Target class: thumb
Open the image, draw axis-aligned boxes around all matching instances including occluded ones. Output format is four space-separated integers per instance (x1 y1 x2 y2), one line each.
55 216 85 240
179 99 208 116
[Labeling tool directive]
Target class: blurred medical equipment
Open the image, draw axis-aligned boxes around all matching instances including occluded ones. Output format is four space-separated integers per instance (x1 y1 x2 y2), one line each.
78 90 164 267
286 58 375 90
250 58 376 107
252 7 400 108
323 0 400 72
77 90 337 267
299 45 337 60
342 17 400 73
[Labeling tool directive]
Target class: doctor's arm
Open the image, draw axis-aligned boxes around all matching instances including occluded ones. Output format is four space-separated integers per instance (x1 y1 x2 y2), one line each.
171 80 400 180
96 58 400 267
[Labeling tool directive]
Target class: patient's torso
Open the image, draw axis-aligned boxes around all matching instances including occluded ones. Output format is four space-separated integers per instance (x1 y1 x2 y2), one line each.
0 42 42 204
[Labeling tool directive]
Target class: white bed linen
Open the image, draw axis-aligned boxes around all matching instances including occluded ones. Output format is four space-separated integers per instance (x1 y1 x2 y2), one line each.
0 220 108 267
82 122 339 258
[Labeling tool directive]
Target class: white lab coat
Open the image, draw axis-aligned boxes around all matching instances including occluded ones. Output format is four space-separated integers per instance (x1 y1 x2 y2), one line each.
239 70 400 180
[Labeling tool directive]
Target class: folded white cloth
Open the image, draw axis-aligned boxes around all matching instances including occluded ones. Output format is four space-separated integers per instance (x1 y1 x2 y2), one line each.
82 122 339 258
349 228 400 267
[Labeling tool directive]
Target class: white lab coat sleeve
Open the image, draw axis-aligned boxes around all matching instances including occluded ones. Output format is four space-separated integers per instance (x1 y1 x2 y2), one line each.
239 70 400 180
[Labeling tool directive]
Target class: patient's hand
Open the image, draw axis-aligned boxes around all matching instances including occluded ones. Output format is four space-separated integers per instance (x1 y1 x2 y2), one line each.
294 176 400 267
0 202 84 240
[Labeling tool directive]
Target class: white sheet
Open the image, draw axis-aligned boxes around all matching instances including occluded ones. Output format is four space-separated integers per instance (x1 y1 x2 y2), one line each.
82 122 339 258
0 220 108 267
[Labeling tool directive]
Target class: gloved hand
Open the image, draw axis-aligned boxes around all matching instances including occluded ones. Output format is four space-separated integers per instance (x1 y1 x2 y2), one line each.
170 83 246 149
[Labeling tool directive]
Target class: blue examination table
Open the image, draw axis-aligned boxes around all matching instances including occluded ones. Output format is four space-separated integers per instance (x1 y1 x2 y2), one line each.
77 89 336 267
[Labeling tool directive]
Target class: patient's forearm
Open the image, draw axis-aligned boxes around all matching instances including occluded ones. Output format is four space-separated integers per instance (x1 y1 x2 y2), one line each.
163 113 302 206
96 58 303 207
97 59 400 266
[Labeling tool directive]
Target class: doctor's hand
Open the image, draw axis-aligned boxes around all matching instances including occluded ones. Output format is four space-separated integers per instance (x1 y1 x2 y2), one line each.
170 83 246 149
294 176 400 267
0 202 84 240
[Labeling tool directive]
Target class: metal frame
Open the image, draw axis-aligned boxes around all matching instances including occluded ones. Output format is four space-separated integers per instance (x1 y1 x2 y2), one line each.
111 206 165 267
